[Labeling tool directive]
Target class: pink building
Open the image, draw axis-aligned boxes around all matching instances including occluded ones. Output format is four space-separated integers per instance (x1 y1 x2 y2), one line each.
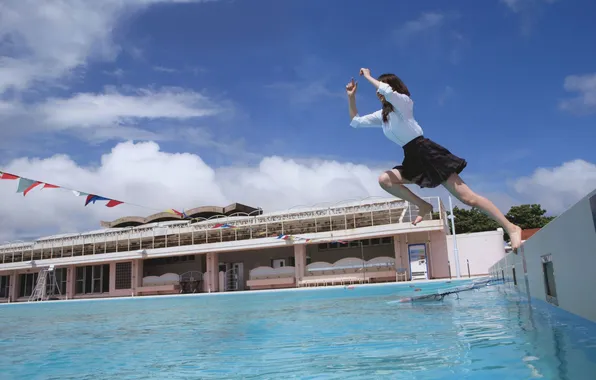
0 197 456 303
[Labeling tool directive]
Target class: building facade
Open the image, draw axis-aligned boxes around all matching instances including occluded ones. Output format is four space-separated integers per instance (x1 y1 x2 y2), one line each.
0 196 460 303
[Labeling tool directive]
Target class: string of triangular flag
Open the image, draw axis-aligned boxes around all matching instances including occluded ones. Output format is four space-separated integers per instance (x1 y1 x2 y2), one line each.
0 170 177 213
1 171 357 238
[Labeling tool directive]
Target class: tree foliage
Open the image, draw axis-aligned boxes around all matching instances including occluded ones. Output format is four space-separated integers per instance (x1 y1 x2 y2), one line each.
433 203 556 241
505 204 555 230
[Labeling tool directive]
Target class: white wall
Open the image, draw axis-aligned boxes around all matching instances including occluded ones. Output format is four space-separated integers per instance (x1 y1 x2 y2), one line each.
490 188 596 323
447 229 506 277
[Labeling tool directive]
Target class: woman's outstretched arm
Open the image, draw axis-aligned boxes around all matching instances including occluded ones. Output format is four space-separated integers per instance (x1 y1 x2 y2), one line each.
360 68 381 89
346 78 359 119
346 76 383 128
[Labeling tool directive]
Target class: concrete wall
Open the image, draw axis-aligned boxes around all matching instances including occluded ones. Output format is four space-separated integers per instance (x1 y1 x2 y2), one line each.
490 188 596 323
447 229 506 277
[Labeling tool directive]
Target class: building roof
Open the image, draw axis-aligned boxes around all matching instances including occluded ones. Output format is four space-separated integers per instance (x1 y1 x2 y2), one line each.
0 196 443 252
521 228 541 241
99 203 262 228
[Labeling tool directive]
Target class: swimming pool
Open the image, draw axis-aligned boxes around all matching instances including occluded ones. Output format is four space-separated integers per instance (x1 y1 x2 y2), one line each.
1 279 596 379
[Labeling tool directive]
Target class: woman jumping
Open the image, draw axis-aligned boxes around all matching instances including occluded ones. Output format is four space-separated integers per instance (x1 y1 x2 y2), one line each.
346 68 522 250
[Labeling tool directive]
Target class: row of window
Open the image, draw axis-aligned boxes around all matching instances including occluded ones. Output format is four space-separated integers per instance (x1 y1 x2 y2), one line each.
317 237 393 251
17 268 68 298
12 262 134 298
144 255 196 267
0 275 10 298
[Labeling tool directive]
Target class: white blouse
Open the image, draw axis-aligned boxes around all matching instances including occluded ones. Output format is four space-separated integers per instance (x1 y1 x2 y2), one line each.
350 82 424 147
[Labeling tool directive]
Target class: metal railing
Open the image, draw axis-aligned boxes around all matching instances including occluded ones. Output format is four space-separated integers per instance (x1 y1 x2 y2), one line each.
0 196 445 265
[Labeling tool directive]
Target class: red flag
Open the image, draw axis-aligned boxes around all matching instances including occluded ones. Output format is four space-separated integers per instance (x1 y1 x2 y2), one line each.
42 183 60 189
106 200 123 208
0 172 19 180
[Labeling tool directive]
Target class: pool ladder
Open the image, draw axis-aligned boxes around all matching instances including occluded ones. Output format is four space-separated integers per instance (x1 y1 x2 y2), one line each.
29 268 50 302
28 265 61 302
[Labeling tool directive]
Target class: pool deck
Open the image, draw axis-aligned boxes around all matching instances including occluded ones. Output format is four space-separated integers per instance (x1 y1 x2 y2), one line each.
0 276 488 306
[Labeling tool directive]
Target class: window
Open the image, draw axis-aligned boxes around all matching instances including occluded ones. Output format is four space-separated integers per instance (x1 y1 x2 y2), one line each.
115 262 132 290
144 255 196 268
542 254 558 306
317 237 393 251
19 273 38 298
0 275 9 298
75 264 110 294
53 268 68 295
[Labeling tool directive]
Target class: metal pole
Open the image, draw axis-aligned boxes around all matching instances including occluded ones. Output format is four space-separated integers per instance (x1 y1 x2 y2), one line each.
467 259 471 278
448 196 461 278
448 260 452 280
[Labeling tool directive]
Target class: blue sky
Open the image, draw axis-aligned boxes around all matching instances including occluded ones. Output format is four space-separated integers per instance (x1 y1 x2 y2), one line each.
88 0 594 169
1 0 596 240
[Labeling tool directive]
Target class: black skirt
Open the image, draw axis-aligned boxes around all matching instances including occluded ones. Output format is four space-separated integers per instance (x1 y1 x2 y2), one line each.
394 136 467 188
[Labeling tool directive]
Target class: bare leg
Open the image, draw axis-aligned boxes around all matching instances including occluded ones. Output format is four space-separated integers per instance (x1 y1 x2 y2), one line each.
378 169 433 225
441 173 522 250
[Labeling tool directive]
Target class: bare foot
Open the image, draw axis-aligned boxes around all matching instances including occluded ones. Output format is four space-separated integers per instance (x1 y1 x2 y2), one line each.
412 203 433 225
508 224 522 252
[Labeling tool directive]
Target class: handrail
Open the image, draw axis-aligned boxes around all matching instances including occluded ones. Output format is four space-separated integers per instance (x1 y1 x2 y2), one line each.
0 196 442 263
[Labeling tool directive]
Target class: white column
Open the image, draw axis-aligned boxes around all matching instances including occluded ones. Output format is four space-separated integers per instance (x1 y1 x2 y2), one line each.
206 252 219 292
293 244 307 286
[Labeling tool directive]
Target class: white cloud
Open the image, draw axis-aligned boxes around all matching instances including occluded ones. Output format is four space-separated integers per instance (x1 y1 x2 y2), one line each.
513 159 596 214
501 0 558 34
438 86 455 106
394 12 466 64
559 73 596 114
0 0 231 150
0 0 207 95
39 87 221 130
501 0 557 13
397 12 446 39
0 141 385 241
0 86 225 146
1 141 592 242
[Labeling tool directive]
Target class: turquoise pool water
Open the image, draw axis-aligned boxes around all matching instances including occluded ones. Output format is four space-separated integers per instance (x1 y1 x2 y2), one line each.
1 279 596 379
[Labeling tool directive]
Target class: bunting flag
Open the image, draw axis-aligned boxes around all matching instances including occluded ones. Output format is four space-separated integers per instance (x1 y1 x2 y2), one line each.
85 195 123 208
277 234 312 243
0 171 19 180
0 169 125 209
165 209 183 217
16 178 42 196
212 223 236 229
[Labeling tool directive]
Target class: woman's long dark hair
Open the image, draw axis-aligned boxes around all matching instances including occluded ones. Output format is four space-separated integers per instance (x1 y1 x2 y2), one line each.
378 73 410 123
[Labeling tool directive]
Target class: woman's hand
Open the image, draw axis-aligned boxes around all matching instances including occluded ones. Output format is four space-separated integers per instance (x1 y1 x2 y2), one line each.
359 68 371 78
345 78 357 96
